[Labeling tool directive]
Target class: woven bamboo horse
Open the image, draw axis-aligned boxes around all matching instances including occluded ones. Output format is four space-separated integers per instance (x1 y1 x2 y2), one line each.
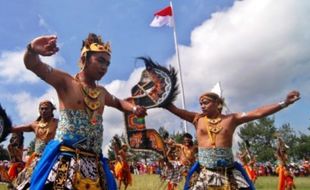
124 57 178 157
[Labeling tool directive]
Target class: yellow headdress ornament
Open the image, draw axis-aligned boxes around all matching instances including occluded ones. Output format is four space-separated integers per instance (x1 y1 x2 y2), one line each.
80 42 111 57
79 33 112 70
80 33 112 57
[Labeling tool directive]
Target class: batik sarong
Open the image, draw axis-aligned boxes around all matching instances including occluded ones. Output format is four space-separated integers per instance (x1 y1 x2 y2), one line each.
30 110 117 190
184 147 254 190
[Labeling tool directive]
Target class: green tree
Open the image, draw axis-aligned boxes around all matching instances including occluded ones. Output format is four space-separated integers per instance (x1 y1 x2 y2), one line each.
276 123 298 161
107 134 121 161
238 117 277 162
107 134 140 162
170 131 184 143
295 127 310 160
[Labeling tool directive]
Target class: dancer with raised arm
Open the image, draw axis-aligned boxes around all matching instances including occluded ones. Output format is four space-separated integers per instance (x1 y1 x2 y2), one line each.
23 33 146 190
11 100 58 189
163 90 300 190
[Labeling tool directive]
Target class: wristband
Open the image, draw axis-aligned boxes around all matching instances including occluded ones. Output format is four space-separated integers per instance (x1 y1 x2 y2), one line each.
278 101 288 108
132 106 137 113
27 43 38 54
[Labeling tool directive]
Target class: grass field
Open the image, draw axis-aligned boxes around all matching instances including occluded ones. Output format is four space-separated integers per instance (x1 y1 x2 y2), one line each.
125 175 310 190
1 175 310 190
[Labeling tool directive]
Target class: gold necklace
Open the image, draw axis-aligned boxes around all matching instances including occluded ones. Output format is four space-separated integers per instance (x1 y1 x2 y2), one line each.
75 75 101 125
82 85 101 111
38 121 48 128
38 120 50 140
205 116 223 148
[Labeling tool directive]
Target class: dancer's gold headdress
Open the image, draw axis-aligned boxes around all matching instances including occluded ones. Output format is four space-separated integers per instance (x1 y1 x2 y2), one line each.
80 33 111 57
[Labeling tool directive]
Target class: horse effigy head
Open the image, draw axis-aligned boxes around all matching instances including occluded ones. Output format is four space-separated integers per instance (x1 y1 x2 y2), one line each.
124 56 179 157
0 104 12 143
131 57 179 108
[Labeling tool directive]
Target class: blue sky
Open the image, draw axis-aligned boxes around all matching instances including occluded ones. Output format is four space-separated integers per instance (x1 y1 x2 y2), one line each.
0 0 309 155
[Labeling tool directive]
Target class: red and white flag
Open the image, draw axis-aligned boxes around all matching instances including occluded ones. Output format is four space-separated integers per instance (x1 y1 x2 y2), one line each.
150 6 174 27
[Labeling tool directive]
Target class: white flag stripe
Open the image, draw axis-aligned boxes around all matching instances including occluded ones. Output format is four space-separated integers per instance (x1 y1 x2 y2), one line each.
150 15 174 27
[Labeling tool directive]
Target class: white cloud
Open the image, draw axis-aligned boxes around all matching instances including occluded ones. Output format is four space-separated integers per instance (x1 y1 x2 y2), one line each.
169 0 310 110
100 0 310 154
38 14 55 34
0 50 63 84
170 0 310 153
5 0 309 157
12 88 58 123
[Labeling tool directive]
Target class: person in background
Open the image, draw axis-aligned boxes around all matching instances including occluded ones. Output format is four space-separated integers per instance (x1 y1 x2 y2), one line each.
114 145 132 190
11 100 58 189
166 133 197 190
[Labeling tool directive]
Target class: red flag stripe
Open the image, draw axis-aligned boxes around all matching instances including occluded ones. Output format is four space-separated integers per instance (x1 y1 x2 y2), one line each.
154 6 172 16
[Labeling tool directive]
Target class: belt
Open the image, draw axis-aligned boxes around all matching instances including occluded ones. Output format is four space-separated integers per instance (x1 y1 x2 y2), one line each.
202 165 234 172
60 145 97 157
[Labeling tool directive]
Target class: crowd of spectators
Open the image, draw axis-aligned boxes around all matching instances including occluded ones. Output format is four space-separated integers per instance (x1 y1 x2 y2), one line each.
255 160 309 177
110 159 310 178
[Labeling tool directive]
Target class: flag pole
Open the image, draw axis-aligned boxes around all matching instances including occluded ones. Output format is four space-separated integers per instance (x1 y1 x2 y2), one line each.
170 1 188 133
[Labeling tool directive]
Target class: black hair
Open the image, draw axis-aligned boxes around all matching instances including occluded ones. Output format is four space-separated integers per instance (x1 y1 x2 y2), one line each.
183 133 193 140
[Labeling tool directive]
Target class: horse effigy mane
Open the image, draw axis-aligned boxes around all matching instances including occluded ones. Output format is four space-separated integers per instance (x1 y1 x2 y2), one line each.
135 56 179 108
0 104 12 143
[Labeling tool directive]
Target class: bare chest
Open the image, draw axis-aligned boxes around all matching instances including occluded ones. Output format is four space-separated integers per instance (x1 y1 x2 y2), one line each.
195 116 235 147
60 81 105 112
34 120 57 141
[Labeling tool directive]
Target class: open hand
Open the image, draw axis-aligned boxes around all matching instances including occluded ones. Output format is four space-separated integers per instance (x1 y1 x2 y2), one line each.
30 35 59 56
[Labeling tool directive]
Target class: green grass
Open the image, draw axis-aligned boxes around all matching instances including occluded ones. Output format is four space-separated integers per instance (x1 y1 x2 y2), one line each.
254 176 310 190
0 183 11 190
125 175 310 190
1 175 309 189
